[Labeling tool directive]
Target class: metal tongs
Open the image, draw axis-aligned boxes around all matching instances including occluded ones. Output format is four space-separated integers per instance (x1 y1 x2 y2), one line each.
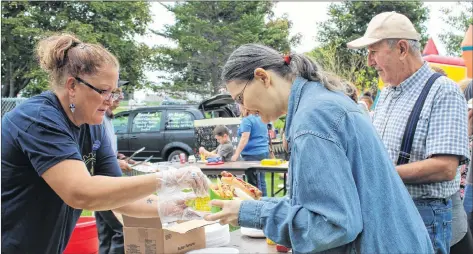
131 155 154 168
126 147 145 162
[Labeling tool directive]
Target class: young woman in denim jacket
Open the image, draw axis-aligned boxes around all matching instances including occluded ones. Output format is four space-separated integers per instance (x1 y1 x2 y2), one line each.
205 44 433 253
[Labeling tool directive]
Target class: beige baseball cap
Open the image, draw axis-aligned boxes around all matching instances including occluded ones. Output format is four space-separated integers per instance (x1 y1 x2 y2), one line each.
347 11 421 49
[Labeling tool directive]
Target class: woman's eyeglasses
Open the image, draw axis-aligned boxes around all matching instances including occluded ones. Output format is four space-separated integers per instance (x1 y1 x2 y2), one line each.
75 77 120 101
234 79 251 106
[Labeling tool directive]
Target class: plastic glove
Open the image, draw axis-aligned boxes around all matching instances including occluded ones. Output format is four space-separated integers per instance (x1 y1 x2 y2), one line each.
157 192 207 223
157 166 210 197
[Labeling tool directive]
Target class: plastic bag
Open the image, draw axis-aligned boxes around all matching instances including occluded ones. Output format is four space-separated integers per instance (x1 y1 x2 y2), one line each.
156 166 211 223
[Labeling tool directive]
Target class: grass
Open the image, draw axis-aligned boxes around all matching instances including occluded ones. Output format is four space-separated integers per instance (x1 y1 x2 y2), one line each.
80 173 286 216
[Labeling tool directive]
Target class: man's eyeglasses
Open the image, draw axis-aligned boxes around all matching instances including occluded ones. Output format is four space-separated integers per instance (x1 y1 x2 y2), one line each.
74 77 120 101
234 79 251 106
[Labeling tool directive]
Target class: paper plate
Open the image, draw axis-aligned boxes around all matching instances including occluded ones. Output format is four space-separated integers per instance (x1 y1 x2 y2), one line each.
187 247 239 254
240 227 265 238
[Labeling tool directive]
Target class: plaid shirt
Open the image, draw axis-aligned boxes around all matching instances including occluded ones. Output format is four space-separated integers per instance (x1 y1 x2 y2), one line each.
373 63 470 199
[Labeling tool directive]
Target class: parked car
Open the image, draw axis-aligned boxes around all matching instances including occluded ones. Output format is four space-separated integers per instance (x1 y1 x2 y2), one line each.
113 94 237 162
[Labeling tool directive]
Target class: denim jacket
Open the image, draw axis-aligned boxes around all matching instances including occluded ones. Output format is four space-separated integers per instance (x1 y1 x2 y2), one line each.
238 77 433 254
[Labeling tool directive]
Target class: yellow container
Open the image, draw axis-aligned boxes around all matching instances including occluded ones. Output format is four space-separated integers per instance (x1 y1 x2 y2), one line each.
261 159 284 166
266 238 276 245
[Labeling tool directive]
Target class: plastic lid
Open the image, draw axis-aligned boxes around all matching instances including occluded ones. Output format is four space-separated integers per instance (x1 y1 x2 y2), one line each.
240 227 265 238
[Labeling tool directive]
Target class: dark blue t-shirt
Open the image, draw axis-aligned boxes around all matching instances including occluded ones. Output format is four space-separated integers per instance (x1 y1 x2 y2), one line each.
1 91 121 254
237 115 269 155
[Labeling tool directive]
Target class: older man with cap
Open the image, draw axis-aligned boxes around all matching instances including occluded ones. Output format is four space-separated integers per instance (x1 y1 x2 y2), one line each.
348 12 470 254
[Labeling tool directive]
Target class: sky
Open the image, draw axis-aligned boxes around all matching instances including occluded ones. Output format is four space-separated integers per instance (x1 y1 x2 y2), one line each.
135 1 460 97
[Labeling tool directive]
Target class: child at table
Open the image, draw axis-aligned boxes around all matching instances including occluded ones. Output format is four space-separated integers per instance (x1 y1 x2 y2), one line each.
199 125 234 162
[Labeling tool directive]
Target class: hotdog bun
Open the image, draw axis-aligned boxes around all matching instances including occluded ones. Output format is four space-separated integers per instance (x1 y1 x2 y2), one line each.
220 171 262 200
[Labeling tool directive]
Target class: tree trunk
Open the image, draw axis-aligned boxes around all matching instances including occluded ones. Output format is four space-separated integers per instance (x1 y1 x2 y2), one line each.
2 62 11 97
2 83 10 97
16 78 31 96
210 66 219 95
9 62 15 97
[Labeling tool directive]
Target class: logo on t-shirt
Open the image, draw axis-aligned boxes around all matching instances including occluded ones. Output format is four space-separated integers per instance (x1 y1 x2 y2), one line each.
82 153 96 175
82 140 100 176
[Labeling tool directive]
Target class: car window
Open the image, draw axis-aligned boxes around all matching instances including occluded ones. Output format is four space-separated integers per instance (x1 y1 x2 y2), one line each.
131 111 162 133
112 114 129 134
204 109 231 118
167 111 194 129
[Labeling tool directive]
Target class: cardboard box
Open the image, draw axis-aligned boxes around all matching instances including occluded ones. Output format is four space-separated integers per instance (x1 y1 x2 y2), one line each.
123 215 215 254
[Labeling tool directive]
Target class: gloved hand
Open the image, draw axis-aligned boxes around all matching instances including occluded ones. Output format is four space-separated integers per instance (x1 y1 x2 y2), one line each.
157 166 210 197
118 159 132 172
157 192 206 223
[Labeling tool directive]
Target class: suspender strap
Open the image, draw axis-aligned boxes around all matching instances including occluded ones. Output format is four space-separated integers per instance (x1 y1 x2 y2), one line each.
397 73 443 165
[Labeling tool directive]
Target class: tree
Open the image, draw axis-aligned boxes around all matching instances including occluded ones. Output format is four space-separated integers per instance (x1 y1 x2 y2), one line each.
152 1 300 97
1 1 153 97
439 2 473 56
307 44 372 91
312 1 429 92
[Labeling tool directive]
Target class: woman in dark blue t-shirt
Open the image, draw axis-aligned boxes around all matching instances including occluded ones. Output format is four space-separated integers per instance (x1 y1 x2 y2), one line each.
1 34 209 254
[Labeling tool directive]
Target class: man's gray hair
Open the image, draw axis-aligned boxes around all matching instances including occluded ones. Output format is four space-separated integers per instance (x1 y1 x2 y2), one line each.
221 44 348 95
386 39 422 57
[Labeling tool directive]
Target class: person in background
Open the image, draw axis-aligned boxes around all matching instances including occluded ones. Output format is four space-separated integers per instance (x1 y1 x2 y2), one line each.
199 125 234 162
459 78 473 94
464 80 473 238
431 65 447 76
343 80 371 118
232 105 269 197
103 86 132 172
96 85 131 254
1 33 209 253
431 64 473 253
205 43 432 253
348 12 470 254
359 92 375 119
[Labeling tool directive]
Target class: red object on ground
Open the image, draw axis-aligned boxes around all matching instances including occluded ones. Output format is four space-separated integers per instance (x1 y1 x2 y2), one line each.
63 216 99 254
276 244 290 252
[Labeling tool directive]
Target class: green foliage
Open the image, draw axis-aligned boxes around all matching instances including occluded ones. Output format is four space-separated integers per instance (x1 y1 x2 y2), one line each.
273 118 285 130
311 1 428 92
1 1 153 97
439 2 473 56
152 1 300 97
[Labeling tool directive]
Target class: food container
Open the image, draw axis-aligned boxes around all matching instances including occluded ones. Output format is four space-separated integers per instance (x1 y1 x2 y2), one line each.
260 159 284 166
179 153 186 164
276 245 290 252
209 188 232 213
266 238 276 245
188 155 196 163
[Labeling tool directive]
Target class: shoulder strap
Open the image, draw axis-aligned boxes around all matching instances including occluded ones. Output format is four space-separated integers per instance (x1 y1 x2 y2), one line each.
397 72 443 165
